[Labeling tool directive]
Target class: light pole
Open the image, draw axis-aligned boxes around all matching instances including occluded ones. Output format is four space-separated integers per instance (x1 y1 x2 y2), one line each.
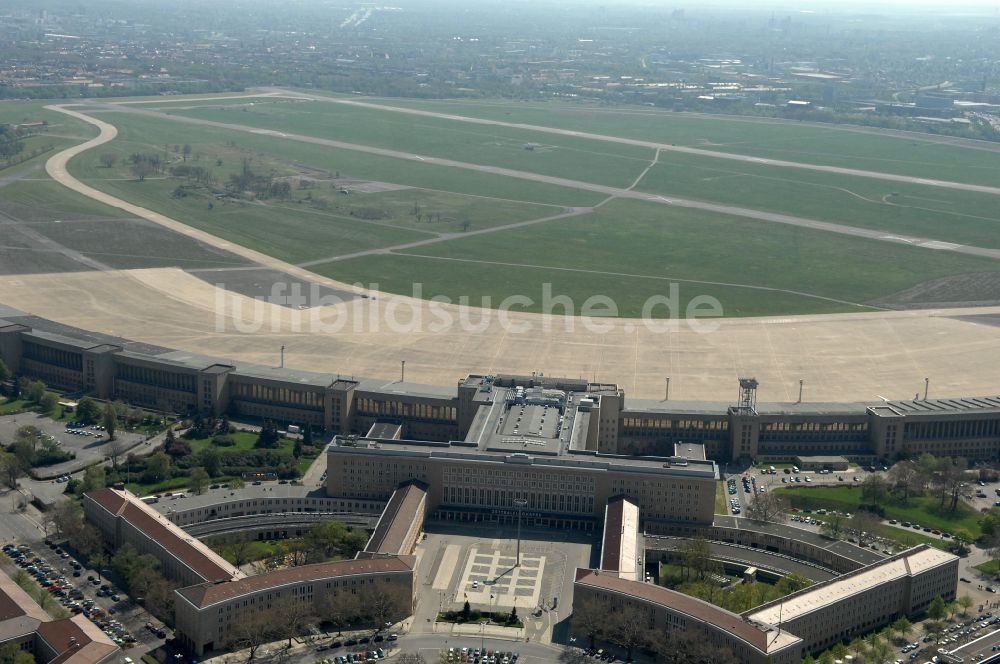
513 498 528 567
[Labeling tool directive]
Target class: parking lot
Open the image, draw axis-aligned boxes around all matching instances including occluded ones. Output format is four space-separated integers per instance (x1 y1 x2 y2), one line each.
434 645 521 663
0 411 147 479
0 535 169 659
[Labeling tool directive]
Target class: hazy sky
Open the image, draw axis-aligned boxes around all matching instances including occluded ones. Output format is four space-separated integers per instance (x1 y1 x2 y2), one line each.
606 0 1000 9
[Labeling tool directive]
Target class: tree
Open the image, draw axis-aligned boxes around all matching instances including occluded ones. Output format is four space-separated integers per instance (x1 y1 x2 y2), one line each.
75 525 104 559
609 606 648 661
106 438 126 471
0 357 9 384
102 403 117 441
364 584 408 630
20 379 45 403
887 461 923 503
38 392 58 413
144 576 176 622
947 600 960 621
143 452 171 483
861 474 889 506
189 467 210 495
849 637 866 662
894 616 913 641
165 436 192 457
99 153 117 168
182 144 192 161
80 464 106 494
820 512 846 540
131 157 155 181
928 595 947 621
76 396 101 424
227 538 253 568
128 565 160 599
744 490 787 523
0 641 36 664
849 511 882 546
571 597 606 650
462 600 471 621
315 589 359 635
200 446 222 477
0 451 22 489
89 552 109 582
980 509 1000 539
941 457 970 512
303 426 314 446
49 500 84 540
273 595 316 648
958 594 974 615
256 420 280 448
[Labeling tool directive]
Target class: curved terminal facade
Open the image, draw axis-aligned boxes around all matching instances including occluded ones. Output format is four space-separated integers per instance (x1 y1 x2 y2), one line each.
83 489 417 656
20 314 962 662
582 499 958 663
2 315 1000 464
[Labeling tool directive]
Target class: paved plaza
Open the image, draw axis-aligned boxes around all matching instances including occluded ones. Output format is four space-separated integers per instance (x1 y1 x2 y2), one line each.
413 524 595 643
460 547 546 609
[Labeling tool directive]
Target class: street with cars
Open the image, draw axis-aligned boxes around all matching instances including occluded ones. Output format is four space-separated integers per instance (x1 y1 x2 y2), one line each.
0 536 170 659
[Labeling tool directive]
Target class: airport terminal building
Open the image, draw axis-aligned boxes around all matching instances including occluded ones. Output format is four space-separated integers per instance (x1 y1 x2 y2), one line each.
3 315 1000 467
324 377 719 530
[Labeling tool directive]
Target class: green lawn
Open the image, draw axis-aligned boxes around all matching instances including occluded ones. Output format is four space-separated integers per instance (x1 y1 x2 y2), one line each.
635 152 1000 249
125 475 197 496
312 198 1000 317
0 398 33 415
777 485 983 538
212 539 283 565
162 96 1000 249
58 109 601 264
167 98 656 188
877 525 951 552
715 482 729 515
29 97 1000 319
975 560 999 575
323 93 1000 187
657 562 809 612
183 430 297 455
77 109 605 207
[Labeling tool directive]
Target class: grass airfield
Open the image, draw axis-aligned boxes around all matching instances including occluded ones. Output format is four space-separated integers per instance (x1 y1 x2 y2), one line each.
1 91 999 400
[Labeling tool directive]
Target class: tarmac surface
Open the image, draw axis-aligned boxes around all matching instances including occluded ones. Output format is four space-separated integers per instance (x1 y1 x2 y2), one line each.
0 102 995 403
